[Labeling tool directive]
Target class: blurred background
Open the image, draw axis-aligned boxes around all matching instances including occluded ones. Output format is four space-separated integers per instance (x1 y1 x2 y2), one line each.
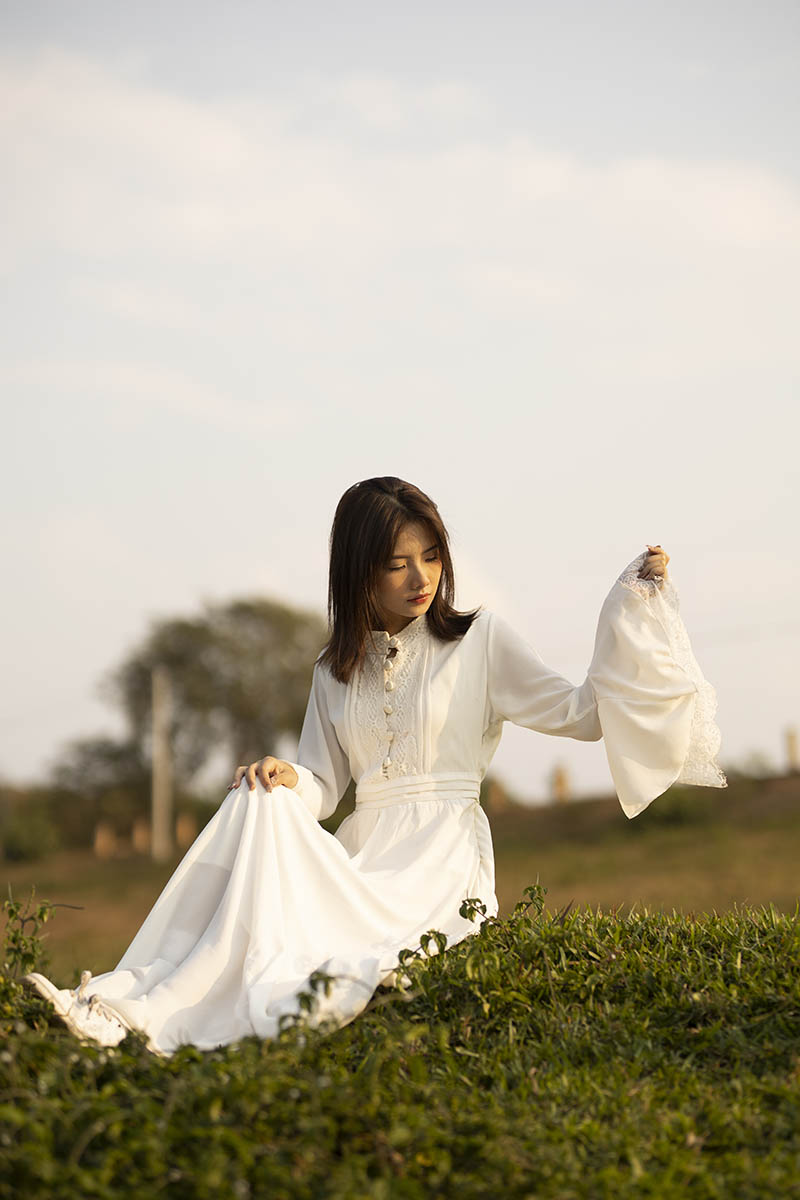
2 1 798 978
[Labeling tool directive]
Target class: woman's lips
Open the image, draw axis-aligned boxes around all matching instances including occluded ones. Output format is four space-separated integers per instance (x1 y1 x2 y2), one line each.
409 593 430 605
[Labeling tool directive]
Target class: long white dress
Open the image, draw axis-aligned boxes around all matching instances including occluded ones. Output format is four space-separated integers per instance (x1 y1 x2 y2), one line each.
81 552 726 1055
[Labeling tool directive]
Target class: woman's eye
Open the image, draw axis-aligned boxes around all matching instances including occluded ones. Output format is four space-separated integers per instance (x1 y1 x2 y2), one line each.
387 565 405 572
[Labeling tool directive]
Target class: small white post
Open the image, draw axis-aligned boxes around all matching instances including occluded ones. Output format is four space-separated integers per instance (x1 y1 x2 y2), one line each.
551 763 570 804
151 664 173 862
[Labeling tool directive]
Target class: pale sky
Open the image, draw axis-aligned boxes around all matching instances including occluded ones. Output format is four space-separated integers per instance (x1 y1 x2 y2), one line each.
3 1 799 804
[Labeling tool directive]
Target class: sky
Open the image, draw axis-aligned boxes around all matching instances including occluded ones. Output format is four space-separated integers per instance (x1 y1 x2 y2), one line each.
2 0 799 805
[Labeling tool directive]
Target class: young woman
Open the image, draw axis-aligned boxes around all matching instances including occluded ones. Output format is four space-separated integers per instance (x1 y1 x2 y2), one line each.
27 477 726 1054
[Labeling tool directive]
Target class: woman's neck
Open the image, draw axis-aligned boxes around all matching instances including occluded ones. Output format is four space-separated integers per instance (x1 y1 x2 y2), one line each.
379 617 412 636
374 613 420 637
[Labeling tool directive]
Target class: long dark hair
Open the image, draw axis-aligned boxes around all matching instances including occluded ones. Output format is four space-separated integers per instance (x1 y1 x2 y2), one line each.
318 477 480 683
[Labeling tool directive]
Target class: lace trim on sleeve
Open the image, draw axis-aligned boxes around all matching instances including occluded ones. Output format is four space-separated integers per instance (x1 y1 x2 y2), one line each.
618 553 727 789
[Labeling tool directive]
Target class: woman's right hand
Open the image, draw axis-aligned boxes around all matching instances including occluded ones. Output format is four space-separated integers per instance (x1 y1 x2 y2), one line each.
229 757 299 794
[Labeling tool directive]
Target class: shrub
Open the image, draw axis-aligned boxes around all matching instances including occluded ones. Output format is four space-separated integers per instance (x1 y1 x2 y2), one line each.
1 884 799 1197
1 805 60 862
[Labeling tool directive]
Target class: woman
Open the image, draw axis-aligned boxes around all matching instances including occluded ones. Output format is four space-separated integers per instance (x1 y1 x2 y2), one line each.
26 477 726 1055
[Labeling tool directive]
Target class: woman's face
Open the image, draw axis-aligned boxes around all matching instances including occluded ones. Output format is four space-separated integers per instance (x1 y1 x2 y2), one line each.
374 521 443 635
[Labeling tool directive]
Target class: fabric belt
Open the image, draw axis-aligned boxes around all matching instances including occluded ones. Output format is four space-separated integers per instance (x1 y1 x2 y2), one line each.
354 772 481 811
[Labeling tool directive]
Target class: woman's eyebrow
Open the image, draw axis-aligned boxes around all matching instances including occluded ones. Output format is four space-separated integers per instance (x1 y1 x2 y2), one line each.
389 543 439 560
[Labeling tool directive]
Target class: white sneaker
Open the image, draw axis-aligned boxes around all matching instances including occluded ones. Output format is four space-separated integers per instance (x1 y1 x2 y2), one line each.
66 994 132 1047
23 970 133 1047
23 972 75 1018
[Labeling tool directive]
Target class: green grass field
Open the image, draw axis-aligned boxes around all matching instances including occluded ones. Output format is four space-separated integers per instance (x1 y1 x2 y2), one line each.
2 879 798 1198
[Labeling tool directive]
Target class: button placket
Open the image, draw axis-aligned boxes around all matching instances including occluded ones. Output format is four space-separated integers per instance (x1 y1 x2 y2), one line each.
360 615 425 783
382 644 400 775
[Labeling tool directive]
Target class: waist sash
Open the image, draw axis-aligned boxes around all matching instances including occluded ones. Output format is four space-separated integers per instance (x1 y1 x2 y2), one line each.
355 772 481 811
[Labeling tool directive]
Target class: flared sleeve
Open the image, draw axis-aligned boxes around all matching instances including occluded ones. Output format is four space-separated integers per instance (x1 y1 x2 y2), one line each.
286 664 352 822
588 551 727 819
486 551 727 820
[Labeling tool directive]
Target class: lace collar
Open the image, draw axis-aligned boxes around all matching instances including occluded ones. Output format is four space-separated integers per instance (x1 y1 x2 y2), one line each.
365 614 429 656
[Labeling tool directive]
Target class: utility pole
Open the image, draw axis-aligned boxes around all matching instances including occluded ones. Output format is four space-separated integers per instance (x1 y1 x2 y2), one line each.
151 664 173 862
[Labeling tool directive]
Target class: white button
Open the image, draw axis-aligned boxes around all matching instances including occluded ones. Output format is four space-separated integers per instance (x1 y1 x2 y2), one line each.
383 757 392 768
383 705 393 715
385 680 395 691
384 659 394 671
387 636 399 649
387 731 395 742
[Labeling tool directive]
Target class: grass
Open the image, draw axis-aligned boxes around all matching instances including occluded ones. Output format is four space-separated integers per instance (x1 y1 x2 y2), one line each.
490 772 800 920
1 885 799 1198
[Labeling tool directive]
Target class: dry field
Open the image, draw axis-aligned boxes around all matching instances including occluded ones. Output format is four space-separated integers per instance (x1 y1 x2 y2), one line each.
4 773 799 984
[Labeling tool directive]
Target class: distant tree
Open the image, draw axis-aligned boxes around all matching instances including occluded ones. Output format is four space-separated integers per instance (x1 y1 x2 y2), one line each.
0 784 61 861
725 750 776 780
57 736 149 804
43 597 327 841
102 597 327 785
49 735 149 843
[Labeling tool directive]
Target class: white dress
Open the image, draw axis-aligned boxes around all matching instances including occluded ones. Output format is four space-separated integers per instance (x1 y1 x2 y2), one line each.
82 552 726 1055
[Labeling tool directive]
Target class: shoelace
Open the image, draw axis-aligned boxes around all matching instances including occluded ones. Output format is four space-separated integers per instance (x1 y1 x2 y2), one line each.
75 971 128 1032
87 994 124 1026
75 970 93 1003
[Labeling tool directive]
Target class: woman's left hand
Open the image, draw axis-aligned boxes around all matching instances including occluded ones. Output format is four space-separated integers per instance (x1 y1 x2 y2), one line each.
638 544 670 581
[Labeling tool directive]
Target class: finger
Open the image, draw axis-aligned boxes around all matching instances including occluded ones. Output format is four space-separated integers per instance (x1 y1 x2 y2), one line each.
271 764 289 790
257 757 276 792
246 762 258 792
230 766 246 790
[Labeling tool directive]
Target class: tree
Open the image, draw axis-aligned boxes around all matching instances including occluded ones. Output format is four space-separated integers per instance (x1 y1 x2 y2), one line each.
54 735 150 842
103 597 327 785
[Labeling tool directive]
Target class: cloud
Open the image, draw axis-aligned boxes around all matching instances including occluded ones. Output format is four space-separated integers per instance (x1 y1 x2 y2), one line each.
1 356 313 439
1 45 797 455
2 47 799 429
327 74 486 130
0 50 796 427
4 47 799 265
